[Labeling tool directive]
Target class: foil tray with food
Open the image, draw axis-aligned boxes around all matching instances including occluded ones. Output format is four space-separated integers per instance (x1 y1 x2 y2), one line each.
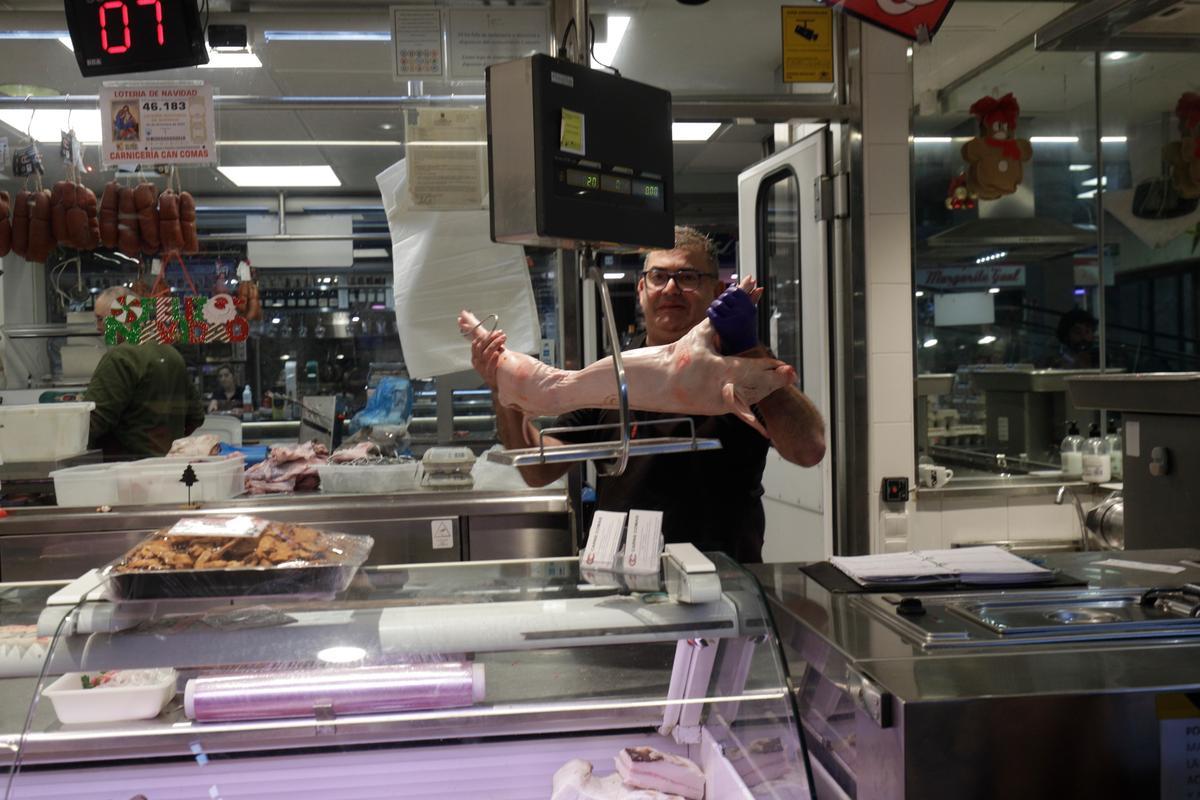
101 516 374 599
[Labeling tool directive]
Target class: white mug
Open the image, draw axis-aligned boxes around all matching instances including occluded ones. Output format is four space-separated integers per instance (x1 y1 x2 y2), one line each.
918 463 954 488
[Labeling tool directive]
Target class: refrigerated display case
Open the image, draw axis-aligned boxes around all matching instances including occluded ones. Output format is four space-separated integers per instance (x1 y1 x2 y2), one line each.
0 553 817 799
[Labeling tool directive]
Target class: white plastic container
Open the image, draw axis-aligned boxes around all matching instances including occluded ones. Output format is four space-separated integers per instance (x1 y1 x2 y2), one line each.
115 456 245 505
421 446 476 474
0 402 95 463
50 463 121 507
42 669 176 724
317 461 420 494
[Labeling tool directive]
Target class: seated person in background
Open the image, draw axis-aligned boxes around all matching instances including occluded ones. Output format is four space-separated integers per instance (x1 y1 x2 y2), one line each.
207 364 243 414
87 286 206 457
1052 307 1098 369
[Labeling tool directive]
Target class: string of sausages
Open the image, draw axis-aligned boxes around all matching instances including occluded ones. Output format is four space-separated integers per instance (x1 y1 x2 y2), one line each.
0 181 199 263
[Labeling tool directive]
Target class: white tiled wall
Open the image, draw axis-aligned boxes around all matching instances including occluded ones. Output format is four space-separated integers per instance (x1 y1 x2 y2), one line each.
861 25 916 552
913 492 1079 548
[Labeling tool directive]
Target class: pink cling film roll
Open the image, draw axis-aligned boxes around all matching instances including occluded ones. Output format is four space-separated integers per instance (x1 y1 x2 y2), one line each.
184 662 484 723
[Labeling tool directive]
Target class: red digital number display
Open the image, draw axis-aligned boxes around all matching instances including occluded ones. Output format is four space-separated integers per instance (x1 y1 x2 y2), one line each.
99 0 165 54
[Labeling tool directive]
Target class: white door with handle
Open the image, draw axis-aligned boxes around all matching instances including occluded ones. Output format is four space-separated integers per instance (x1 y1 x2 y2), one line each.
737 128 833 561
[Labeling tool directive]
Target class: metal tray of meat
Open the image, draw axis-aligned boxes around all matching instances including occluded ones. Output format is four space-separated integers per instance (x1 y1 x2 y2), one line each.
101 523 374 600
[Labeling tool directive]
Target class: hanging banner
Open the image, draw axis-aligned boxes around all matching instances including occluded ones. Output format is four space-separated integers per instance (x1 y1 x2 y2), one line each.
781 7 834 83
100 81 216 167
916 265 1025 290
820 0 955 42
103 292 250 346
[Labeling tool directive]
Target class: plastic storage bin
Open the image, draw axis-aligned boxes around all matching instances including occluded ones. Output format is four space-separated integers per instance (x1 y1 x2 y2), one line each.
42 669 176 724
50 463 121 507
317 461 419 494
116 456 245 505
0 402 94 463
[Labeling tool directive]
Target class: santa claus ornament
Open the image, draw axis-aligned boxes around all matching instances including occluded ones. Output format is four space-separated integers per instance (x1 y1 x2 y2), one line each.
962 93 1033 200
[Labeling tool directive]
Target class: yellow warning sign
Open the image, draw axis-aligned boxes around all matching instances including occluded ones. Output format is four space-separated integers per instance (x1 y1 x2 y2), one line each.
560 108 585 156
781 6 834 83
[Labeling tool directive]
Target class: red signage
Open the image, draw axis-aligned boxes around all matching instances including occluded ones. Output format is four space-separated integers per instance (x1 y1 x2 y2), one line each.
820 0 955 42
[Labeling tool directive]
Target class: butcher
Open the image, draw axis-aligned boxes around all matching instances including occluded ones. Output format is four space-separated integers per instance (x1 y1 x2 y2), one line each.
468 226 825 563
87 286 206 458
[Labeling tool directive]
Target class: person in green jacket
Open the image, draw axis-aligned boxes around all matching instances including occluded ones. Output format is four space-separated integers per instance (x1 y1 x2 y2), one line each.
88 287 205 457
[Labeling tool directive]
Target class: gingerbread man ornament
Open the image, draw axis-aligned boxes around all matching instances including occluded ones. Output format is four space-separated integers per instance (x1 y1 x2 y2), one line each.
962 94 1033 201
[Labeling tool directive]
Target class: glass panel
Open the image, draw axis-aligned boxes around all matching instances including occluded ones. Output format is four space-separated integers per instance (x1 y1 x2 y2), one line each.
1100 50 1200 374
913 26 1099 475
758 170 804 386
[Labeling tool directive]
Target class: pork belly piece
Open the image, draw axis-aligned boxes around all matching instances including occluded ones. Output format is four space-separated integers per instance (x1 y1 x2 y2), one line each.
459 279 794 438
615 747 705 800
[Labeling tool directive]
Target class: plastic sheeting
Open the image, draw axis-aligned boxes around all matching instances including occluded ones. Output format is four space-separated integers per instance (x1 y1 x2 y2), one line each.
376 158 540 379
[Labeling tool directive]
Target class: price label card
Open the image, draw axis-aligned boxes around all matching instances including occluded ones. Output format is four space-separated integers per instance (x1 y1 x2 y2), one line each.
622 509 664 575
100 81 216 167
560 109 585 156
580 510 626 571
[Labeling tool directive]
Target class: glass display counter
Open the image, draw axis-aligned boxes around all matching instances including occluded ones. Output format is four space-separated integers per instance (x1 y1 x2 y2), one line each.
0 554 814 799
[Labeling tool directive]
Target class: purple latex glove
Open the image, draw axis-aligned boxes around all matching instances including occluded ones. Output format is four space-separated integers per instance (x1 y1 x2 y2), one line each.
707 285 757 355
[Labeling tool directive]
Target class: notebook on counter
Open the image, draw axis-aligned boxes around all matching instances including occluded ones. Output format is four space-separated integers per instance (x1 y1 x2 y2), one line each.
829 545 1055 589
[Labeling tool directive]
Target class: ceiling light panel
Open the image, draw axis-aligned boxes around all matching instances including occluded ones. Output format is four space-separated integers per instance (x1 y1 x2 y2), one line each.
0 109 102 144
673 122 721 141
218 165 341 187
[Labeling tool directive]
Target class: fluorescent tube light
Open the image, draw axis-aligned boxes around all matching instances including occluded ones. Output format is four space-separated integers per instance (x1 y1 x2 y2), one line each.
217 165 341 187
591 15 630 69
914 290 925 297
1069 164 1092 171
988 287 1001 294
912 136 952 144
1101 136 1127 143
0 109 102 144
1077 189 1097 199
1030 136 1079 144
1104 51 1130 61
978 335 997 345
0 30 69 39
922 338 938 349
200 48 262 69
1081 177 1108 187
219 140 404 147
264 31 390 42
673 122 721 142
404 140 487 147
603 272 625 280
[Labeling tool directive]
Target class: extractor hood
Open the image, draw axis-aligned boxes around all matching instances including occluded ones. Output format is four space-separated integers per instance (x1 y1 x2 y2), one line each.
918 217 1096 264
1035 0 1200 52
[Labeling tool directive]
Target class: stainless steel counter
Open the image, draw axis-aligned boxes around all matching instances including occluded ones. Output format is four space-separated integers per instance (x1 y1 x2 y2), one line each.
751 549 1200 799
0 489 573 580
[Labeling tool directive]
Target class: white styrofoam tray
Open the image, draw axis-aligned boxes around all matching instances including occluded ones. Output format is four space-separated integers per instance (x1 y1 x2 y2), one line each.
42 669 176 724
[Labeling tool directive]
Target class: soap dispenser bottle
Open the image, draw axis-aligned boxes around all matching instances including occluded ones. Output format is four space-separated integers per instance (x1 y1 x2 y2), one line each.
1105 418 1123 481
1082 422 1111 484
1061 421 1084 478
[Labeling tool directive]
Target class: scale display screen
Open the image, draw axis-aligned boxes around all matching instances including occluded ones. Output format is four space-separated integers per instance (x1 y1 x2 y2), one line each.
565 169 600 190
633 179 662 199
64 0 209 77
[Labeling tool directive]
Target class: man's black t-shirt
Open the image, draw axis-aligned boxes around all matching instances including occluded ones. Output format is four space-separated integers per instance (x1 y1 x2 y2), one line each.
553 406 770 563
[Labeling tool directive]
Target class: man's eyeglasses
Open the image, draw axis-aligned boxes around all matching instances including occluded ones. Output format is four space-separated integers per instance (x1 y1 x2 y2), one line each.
642 267 717 292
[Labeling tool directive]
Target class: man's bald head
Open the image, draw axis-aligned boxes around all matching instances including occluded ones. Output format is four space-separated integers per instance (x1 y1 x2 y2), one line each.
94 285 127 337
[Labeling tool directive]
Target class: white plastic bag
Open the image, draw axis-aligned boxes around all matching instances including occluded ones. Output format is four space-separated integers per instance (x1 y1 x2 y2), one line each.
376 158 541 379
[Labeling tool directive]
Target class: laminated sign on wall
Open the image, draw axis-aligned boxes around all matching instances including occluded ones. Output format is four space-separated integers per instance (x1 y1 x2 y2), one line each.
100 81 215 167
404 107 488 210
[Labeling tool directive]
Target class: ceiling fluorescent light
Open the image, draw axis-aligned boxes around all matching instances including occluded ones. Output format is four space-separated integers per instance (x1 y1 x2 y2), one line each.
603 272 625 280
200 48 262 69
0 109 102 144
405 140 488 147
591 15 630 69
1081 176 1108 187
1030 136 1079 144
0 30 69 39
1077 189 1097 199
673 122 721 142
1104 51 1130 61
1069 163 1092 171
1101 135 1127 143
912 136 952 144
217 165 340 187
978 335 997 345
219 140 404 147
264 31 390 42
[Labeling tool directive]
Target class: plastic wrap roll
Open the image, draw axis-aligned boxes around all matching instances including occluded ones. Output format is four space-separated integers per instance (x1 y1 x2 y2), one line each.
184 662 484 722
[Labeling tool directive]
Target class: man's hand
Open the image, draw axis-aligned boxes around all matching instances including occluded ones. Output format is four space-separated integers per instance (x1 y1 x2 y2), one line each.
707 285 757 355
470 328 507 390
